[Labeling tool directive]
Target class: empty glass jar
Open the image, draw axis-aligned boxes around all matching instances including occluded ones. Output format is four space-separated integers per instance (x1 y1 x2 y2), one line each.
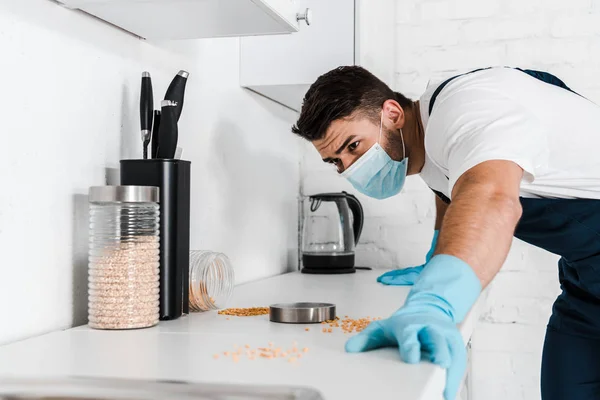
88 186 160 330
189 251 234 311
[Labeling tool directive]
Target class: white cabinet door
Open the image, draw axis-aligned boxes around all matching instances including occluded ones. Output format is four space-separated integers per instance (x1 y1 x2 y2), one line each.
240 0 355 111
57 0 300 39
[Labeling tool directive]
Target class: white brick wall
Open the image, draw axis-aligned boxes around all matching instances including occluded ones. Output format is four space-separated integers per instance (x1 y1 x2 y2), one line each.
301 1 600 399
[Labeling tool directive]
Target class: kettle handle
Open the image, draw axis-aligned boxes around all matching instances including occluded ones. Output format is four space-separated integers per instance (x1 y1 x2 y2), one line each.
344 192 364 245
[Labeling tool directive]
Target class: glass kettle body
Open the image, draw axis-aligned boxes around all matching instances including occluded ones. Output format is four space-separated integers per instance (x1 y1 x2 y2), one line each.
301 192 364 274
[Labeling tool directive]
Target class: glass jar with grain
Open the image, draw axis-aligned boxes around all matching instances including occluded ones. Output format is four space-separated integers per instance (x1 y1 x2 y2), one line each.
88 186 160 330
189 251 234 311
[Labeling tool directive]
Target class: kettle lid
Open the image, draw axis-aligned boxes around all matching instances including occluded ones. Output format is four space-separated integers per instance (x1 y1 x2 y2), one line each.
308 192 350 201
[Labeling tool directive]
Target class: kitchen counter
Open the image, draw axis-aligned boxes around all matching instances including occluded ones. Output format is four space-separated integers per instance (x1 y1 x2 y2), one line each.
0 270 479 400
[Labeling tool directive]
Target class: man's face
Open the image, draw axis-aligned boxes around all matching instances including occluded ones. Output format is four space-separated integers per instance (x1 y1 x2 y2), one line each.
313 117 379 174
313 111 405 174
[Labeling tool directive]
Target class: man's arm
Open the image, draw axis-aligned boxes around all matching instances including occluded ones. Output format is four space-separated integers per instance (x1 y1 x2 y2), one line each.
435 160 523 288
434 195 449 230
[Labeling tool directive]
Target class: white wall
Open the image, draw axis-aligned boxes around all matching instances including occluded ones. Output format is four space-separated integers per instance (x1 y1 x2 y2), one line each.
0 0 300 345
301 1 600 399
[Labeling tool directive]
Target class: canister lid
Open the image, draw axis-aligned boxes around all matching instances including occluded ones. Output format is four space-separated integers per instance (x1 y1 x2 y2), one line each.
89 186 159 203
269 302 336 324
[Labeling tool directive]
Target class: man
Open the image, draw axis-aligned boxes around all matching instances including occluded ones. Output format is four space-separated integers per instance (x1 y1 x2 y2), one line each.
291 66 600 400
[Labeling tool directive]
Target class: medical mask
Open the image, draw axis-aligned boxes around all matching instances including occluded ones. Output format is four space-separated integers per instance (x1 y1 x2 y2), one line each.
341 112 408 200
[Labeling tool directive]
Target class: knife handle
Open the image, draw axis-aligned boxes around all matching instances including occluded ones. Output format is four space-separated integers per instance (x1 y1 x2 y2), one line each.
164 70 188 122
140 72 154 139
151 110 161 159
157 100 178 159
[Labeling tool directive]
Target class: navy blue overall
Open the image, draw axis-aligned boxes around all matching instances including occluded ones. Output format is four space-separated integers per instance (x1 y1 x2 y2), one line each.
428 68 600 399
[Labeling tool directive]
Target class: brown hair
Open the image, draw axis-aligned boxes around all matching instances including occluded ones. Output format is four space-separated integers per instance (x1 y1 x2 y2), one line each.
291 66 412 141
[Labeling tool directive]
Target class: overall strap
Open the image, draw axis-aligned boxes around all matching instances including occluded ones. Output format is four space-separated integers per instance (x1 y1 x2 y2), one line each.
427 67 489 115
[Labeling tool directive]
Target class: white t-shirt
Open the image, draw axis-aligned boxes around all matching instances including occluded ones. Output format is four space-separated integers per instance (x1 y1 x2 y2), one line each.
419 67 600 200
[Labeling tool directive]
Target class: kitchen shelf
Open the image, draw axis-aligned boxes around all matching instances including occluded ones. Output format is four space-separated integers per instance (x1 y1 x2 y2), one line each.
240 0 354 112
57 0 301 39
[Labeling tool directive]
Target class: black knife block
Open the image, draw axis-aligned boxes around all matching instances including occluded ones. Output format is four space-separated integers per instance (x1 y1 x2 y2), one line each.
120 159 191 320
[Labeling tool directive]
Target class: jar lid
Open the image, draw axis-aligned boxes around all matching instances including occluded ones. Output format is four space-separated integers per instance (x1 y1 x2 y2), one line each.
269 302 336 324
89 186 159 203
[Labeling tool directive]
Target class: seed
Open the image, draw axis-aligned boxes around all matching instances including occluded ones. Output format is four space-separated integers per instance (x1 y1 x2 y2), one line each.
303 347 309 353
288 357 297 363
213 354 219 359
322 328 327 333
218 307 270 317
245 344 250 349
327 328 332 333
305 328 310 331
223 352 230 356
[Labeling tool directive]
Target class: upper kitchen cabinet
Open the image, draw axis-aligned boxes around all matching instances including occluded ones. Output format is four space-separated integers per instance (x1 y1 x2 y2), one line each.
56 0 301 39
240 0 354 112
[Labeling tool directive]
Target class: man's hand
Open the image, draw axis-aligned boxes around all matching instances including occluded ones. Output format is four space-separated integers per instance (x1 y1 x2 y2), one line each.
346 306 466 400
377 192 449 286
377 230 439 285
347 255 481 400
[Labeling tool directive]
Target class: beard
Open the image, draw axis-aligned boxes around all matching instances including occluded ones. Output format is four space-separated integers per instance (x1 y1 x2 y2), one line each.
382 126 406 162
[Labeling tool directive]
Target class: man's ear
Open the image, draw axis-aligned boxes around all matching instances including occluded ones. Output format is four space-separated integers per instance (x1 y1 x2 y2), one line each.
382 99 405 129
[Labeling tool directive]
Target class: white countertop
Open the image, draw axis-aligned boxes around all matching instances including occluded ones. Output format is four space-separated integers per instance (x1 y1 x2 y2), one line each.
0 270 478 400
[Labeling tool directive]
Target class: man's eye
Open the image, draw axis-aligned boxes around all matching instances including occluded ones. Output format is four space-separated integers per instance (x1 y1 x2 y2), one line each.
348 141 359 151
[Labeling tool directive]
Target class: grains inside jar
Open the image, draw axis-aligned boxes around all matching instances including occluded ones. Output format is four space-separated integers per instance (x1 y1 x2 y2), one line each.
88 237 160 330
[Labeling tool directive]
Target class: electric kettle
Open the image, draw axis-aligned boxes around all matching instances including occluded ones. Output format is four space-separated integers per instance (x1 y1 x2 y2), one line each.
301 192 364 274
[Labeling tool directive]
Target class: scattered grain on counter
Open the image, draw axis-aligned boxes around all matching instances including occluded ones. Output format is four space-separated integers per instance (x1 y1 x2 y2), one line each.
318 315 383 335
214 341 309 364
217 307 270 317
305 328 310 332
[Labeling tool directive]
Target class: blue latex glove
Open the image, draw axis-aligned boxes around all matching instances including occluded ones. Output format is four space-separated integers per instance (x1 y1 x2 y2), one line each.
377 230 439 286
346 254 481 400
